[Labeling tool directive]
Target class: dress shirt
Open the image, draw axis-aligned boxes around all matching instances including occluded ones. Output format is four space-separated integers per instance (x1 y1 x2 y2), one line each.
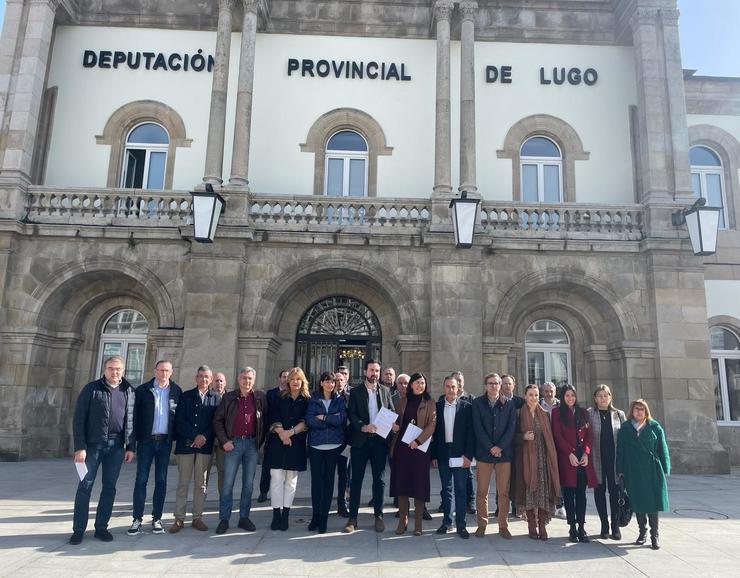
152 383 170 435
444 399 457 443
366 383 379 424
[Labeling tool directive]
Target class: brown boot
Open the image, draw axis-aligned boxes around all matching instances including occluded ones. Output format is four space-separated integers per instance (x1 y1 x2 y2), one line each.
537 509 548 541
526 510 538 539
413 499 424 536
395 496 409 535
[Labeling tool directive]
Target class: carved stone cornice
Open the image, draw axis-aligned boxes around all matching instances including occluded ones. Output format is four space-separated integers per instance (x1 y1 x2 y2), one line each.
433 0 454 23
658 8 680 26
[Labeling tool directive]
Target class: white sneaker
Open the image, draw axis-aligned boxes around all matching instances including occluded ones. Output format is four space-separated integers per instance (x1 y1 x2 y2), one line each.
127 519 142 536
555 506 567 520
152 519 164 534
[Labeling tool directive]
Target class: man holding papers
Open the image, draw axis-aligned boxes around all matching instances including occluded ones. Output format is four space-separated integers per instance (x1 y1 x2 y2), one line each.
389 373 436 536
344 359 397 534
431 375 475 538
472 372 517 539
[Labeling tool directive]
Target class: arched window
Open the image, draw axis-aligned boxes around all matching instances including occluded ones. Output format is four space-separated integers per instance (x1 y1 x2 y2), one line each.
710 326 740 423
97 309 149 385
520 136 563 202
525 319 571 387
691 146 728 228
325 130 369 197
121 123 169 190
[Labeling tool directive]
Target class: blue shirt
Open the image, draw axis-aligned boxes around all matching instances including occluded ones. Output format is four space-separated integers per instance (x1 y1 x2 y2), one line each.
152 384 170 435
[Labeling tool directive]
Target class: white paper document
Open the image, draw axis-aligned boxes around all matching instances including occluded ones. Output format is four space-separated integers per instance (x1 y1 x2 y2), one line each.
449 457 464 468
372 407 398 439
75 461 88 481
401 423 431 452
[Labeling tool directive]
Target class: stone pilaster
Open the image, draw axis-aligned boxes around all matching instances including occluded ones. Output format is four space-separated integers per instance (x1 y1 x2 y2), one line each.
203 0 236 185
238 333 282 388
629 3 693 214
458 0 477 194
229 0 259 188
646 250 729 473
429 247 483 393
433 0 453 195
0 0 59 184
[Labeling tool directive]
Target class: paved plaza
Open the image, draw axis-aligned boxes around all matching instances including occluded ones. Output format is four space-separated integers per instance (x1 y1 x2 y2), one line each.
1 460 739 577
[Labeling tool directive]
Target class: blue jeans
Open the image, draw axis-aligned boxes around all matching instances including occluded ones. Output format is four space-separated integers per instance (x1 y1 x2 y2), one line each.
219 437 258 521
73 436 124 533
133 438 172 520
438 458 470 529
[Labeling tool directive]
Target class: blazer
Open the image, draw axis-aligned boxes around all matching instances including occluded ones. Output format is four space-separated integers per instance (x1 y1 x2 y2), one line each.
588 406 626 485
551 406 598 488
174 387 221 455
471 394 517 463
213 389 269 449
132 378 182 443
390 394 436 458
430 397 475 462
347 382 395 448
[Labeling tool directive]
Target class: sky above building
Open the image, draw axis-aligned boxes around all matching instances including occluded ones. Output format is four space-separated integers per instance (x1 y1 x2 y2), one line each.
0 1 737 77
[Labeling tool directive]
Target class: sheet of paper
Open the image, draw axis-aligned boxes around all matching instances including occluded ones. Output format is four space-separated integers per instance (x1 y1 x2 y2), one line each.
449 457 464 468
75 461 88 481
372 407 398 439
401 423 432 452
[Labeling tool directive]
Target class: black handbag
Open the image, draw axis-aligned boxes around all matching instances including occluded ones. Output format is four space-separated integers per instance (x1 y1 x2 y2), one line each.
616 481 633 527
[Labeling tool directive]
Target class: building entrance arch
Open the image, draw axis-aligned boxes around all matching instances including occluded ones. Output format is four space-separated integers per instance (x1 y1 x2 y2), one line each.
295 296 382 388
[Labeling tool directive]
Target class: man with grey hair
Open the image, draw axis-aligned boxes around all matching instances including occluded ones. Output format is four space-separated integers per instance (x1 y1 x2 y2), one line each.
213 366 268 534
70 355 135 544
539 381 559 416
169 365 221 533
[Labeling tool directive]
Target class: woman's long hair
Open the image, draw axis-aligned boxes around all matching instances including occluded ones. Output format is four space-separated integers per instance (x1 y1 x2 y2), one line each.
406 372 431 401
281 367 311 399
592 383 617 412
558 383 586 428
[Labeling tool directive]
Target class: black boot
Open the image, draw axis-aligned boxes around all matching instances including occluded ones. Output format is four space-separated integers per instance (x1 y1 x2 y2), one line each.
599 519 609 539
577 524 591 543
635 521 647 545
568 524 579 543
308 515 318 532
280 507 290 531
318 515 328 534
271 508 281 531
649 513 660 549
610 520 622 540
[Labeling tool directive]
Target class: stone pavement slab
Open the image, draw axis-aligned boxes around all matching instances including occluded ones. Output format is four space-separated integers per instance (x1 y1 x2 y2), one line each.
0 460 739 577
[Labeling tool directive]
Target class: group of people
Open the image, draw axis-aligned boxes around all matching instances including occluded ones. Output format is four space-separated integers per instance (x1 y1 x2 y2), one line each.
71 356 671 551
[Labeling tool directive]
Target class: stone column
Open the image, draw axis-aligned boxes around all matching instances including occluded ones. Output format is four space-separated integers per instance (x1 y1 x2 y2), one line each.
0 0 58 184
229 0 259 188
458 0 478 194
203 0 236 185
629 5 693 210
433 0 453 195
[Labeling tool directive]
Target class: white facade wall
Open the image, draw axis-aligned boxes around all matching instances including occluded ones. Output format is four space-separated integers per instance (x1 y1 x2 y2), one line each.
705 280 740 321
45 27 637 201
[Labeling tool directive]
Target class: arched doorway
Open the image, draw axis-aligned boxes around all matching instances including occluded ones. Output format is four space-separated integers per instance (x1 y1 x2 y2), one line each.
295 296 381 388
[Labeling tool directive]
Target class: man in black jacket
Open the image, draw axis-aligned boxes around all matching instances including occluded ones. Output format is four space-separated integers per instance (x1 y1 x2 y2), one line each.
432 375 475 539
169 365 221 533
70 355 135 544
343 359 397 534
128 359 182 536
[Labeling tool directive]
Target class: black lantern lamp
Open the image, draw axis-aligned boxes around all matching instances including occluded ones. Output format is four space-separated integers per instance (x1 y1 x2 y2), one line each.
671 197 721 256
449 191 480 248
191 183 226 243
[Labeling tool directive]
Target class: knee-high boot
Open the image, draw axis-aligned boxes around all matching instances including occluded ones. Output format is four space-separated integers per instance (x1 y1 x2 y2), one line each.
395 496 408 535
413 499 424 536
537 509 549 541
648 513 660 550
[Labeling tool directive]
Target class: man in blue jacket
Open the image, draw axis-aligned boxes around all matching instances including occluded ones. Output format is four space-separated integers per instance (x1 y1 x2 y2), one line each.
471 372 516 539
431 375 475 539
128 359 182 536
169 365 221 533
70 355 135 544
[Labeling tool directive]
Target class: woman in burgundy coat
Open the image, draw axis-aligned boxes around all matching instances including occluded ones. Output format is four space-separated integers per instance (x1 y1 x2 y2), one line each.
551 384 598 543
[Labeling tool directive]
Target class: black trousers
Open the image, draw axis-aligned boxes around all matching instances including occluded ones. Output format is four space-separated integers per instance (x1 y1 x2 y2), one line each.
336 450 349 509
259 460 270 496
637 512 659 537
309 446 341 519
348 436 388 519
466 468 475 507
594 460 619 528
562 466 587 526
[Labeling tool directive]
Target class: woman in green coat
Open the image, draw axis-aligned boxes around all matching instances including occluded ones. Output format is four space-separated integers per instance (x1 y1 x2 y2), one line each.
616 398 670 550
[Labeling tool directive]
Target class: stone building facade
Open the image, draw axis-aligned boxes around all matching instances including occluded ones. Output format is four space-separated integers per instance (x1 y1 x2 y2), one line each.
0 0 739 473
